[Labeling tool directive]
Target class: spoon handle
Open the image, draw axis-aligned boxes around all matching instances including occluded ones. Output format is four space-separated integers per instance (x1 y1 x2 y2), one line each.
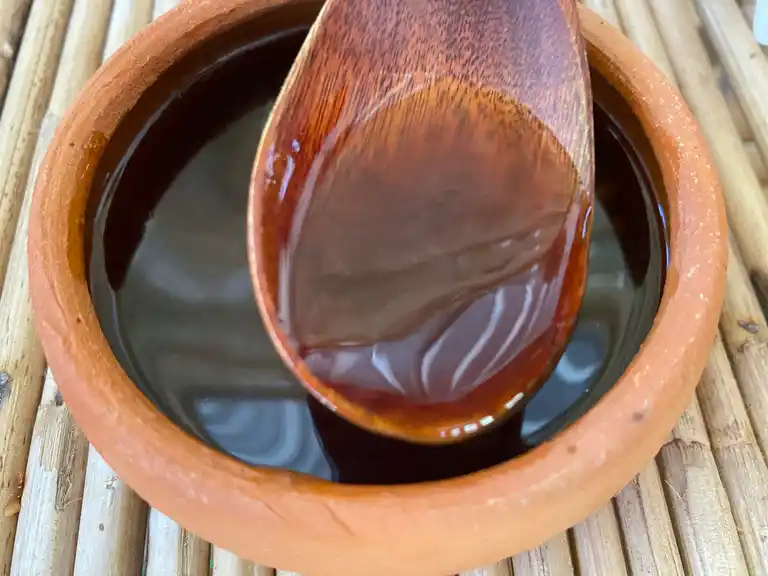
267 0 592 183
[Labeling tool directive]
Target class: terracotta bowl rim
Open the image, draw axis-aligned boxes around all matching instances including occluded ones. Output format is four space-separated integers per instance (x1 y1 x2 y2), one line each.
28 0 727 567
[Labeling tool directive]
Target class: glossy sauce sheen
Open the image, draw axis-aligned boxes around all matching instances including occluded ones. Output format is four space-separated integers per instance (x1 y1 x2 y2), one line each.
89 24 667 484
268 82 590 435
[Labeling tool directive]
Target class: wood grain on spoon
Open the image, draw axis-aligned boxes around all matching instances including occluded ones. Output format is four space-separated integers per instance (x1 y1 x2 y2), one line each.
249 0 594 443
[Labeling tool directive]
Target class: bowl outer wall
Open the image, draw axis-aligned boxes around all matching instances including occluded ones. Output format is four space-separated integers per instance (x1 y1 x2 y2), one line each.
27 1 727 575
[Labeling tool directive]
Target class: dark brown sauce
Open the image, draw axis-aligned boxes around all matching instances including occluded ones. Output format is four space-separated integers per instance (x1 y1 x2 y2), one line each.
262 77 590 435
88 22 667 485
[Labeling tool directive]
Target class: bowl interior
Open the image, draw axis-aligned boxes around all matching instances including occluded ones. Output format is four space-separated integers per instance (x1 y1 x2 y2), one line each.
84 10 669 485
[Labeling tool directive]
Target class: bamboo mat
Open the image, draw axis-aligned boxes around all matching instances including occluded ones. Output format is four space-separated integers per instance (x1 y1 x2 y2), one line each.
0 0 767 574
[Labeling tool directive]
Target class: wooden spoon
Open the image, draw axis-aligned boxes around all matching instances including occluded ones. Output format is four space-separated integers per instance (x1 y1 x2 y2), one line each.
248 0 594 444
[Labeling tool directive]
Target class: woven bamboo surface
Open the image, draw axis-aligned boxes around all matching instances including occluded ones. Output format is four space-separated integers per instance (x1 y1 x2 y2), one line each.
0 0 767 574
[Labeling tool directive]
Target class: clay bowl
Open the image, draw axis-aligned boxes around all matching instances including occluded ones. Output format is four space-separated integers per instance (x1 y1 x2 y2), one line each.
28 0 727 574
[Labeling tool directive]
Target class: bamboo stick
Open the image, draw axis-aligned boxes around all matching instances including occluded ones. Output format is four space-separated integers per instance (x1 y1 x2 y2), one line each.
586 7 686 574
614 0 675 78
629 3 768 569
614 464 685 576
648 0 768 303
8 371 88 576
627 0 768 471
0 0 112 571
718 243 768 460
694 0 768 165
212 547 275 576
72 447 148 575
744 140 768 181
745 7 757 28
683 0 703 28
0 0 33 105
582 0 621 27
696 334 768 574
145 509 210 576
570 504 629 575
511 533 575 576
102 0 152 59
459 561 513 576
708 0 768 468
724 91 755 144
0 0 75 288
152 0 181 20
700 23 723 71
657 398 750 575
715 64 756 141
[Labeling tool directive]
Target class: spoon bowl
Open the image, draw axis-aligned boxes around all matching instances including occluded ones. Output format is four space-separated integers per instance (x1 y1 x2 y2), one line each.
249 0 595 443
